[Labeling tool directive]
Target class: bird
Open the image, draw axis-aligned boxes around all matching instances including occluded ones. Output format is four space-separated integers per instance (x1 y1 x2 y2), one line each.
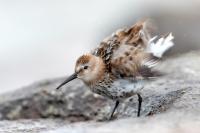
56 20 174 120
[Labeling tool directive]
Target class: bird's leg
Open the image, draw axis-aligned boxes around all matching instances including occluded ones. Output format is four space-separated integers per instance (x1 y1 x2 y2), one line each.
137 94 142 117
109 100 119 120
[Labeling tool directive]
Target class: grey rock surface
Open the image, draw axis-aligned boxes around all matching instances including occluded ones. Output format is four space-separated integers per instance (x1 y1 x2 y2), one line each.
0 51 200 132
46 111 200 133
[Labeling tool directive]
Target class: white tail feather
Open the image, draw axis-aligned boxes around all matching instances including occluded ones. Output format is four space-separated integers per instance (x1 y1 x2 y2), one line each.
147 33 174 58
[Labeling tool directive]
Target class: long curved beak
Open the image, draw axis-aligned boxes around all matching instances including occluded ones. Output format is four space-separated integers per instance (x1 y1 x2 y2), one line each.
56 72 78 90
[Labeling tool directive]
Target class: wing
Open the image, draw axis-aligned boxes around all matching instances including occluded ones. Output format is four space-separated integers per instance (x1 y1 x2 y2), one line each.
92 20 152 70
92 20 174 79
110 44 160 79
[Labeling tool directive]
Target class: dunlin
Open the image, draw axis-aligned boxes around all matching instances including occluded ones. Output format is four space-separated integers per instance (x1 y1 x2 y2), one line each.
56 20 174 120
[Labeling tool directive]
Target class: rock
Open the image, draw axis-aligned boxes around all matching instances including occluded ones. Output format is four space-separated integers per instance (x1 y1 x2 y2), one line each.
0 79 107 121
46 111 200 133
0 119 68 133
0 51 200 132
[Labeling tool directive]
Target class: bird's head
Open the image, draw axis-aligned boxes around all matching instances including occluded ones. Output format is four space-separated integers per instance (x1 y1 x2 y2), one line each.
56 54 105 90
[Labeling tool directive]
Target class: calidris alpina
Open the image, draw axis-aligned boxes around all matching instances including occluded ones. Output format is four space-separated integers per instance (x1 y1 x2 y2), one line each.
56 20 174 120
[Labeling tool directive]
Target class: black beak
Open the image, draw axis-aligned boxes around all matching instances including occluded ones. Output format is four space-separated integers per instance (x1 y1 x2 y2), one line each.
56 72 77 90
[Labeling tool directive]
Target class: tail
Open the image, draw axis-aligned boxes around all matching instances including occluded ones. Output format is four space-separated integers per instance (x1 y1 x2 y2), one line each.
147 33 174 58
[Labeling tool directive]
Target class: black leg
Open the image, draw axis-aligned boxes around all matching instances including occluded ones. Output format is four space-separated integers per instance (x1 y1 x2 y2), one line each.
137 94 142 117
109 100 119 120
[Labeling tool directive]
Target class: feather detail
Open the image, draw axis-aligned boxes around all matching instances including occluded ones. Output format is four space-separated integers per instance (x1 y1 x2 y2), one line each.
147 33 174 58
91 20 174 80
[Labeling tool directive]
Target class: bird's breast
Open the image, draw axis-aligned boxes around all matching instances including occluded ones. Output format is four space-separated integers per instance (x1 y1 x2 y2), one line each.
88 79 144 100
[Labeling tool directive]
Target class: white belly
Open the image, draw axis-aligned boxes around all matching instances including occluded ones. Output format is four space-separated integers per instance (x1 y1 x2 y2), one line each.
108 79 145 99
90 79 145 100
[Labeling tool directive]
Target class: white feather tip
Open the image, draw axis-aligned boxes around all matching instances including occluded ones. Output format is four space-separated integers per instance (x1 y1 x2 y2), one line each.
148 33 174 58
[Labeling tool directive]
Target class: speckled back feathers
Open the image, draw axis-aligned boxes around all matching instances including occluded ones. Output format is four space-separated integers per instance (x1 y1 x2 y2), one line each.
92 20 159 79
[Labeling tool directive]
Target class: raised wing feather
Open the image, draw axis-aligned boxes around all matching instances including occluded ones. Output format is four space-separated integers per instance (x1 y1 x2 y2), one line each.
92 20 151 68
92 20 174 79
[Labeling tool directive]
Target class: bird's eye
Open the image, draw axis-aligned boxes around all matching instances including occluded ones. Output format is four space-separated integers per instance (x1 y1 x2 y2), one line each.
83 66 88 69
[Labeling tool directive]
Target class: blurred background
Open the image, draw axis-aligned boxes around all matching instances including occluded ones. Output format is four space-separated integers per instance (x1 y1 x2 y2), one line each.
0 0 200 94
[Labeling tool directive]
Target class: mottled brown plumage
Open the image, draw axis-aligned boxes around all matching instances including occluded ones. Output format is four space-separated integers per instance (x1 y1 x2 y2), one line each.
56 20 174 120
92 20 157 79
